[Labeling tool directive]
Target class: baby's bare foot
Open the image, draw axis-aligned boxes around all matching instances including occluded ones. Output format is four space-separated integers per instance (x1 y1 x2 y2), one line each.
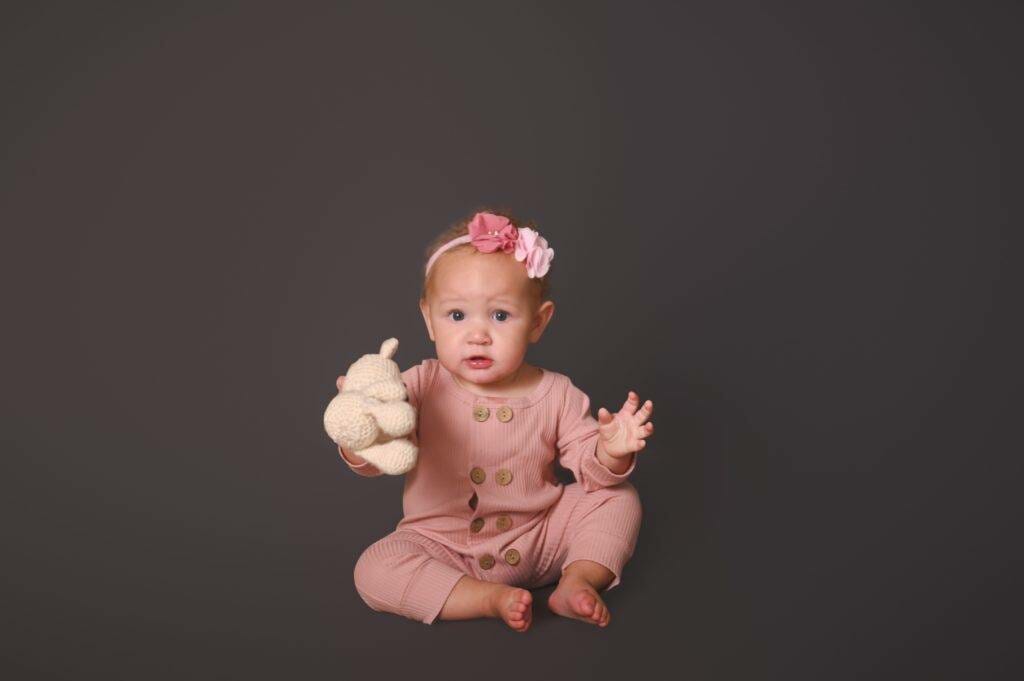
488 585 533 632
547 574 611 627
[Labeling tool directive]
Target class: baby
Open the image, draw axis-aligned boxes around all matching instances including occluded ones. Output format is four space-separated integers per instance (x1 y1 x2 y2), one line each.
334 209 654 631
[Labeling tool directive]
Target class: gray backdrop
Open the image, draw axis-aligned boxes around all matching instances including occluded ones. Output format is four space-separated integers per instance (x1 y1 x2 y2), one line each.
3 1 1020 680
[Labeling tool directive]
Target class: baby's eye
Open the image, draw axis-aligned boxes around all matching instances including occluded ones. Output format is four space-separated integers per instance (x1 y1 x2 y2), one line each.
492 310 511 322
447 310 465 322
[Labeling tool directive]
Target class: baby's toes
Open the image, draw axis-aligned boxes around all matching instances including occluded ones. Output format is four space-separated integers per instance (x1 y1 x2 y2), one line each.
571 590 597 617
502 588 533 630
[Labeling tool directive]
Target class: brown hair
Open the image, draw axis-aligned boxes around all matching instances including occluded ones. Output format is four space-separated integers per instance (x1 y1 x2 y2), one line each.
419 206 553 308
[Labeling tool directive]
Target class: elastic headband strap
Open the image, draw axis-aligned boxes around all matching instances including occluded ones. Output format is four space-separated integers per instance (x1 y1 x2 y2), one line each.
424 234 473 276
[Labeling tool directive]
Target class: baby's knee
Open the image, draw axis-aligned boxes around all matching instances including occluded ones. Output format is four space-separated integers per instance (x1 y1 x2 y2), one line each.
606 480 642 517
352 546 381 609
353 539 400 612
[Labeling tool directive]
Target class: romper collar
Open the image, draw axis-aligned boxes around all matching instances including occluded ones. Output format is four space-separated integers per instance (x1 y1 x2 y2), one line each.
437 360 556 408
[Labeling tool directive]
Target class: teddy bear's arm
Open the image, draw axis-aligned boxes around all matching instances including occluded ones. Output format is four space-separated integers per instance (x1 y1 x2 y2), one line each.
366 401 417 439
362 380 407 403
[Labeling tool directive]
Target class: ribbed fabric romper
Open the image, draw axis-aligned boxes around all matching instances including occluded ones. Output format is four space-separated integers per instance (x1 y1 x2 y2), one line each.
338 358 642 624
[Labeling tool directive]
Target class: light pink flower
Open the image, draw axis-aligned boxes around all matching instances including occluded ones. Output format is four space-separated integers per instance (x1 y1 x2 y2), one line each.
514 227 555 278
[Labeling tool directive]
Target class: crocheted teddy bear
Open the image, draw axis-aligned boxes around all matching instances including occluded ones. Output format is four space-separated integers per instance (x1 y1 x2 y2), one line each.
323 337 418 475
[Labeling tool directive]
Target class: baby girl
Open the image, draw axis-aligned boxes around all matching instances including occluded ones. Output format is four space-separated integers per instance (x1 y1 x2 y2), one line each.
334 209 654 631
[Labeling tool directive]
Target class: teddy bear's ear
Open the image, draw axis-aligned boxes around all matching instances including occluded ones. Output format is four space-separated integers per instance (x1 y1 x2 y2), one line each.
379 337 399 359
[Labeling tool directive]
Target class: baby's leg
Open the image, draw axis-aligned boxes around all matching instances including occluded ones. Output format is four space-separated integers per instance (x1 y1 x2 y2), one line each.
353 531 467 625
353 530 532 630
547 481 642 627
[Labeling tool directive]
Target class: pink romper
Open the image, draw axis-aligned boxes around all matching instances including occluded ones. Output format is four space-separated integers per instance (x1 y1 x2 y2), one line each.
337 358 642 624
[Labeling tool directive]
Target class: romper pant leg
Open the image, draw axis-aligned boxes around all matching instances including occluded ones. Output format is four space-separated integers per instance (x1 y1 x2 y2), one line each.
527 481 642 591
353 530 470 625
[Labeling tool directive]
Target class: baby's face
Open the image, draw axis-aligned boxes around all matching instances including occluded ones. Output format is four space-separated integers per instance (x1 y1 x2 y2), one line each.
420 249 554 391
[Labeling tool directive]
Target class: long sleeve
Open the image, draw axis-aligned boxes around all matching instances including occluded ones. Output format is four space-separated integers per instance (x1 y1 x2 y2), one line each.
338 443 383 477
556 378 637 492
336 360 430 478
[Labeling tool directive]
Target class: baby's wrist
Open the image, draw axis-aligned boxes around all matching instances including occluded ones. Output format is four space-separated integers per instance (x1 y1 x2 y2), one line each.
595 440 631 474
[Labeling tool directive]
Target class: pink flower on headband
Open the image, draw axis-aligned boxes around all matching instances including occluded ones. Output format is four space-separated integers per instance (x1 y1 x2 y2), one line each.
424 211 555 279
468 212 519 254
514 227 555 278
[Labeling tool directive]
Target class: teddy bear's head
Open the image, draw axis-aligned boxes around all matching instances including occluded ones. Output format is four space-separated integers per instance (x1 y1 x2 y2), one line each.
343 337 402 392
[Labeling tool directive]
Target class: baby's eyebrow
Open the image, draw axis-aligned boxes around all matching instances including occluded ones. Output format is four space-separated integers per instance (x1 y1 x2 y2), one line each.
438 297 520 307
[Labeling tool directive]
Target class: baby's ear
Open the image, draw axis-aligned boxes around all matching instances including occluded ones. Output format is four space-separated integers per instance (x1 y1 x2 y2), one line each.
419 299 435 341
336 375 346 391
529 300 556 343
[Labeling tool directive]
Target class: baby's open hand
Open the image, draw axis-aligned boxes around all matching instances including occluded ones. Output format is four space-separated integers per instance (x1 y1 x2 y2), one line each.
597 391 654 459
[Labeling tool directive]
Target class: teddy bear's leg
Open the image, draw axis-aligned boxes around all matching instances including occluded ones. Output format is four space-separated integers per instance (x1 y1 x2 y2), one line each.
324 393 378 450
366 401 417 438
358 439 418 475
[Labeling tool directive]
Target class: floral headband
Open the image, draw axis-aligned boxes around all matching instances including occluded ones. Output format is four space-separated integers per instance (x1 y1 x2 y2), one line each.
424 212 555 279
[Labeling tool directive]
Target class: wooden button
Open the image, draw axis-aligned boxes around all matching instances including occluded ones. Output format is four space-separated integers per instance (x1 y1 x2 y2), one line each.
503 548 520 565
495 469 513 486
470 467 486 484
479 554 495 570
496 515 512 531
468 492 478 510
470 517 485 533
496 405 513 422
473 405 490 422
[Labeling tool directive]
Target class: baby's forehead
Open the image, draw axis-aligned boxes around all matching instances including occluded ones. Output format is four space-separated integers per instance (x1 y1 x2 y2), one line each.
432 282 530 305
430 253 532 303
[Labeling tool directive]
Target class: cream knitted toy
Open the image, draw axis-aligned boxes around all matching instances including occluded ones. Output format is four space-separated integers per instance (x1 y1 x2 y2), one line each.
323 337 418 475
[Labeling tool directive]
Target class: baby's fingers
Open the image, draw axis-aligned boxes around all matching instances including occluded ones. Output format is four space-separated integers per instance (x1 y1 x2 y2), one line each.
629 421 653 446
620 391 642 415
633 399 653 425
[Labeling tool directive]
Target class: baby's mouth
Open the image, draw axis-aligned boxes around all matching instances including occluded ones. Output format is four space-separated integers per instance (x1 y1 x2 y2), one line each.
465 356 494 369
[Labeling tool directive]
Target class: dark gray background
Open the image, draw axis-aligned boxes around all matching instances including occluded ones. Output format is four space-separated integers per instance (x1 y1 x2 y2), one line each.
3 1 1020 679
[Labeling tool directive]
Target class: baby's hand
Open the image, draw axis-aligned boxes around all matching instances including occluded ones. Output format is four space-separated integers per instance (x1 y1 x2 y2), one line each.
597 391 654 459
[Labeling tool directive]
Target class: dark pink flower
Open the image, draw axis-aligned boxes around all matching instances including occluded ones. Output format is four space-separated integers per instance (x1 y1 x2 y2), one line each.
468 212 519 254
